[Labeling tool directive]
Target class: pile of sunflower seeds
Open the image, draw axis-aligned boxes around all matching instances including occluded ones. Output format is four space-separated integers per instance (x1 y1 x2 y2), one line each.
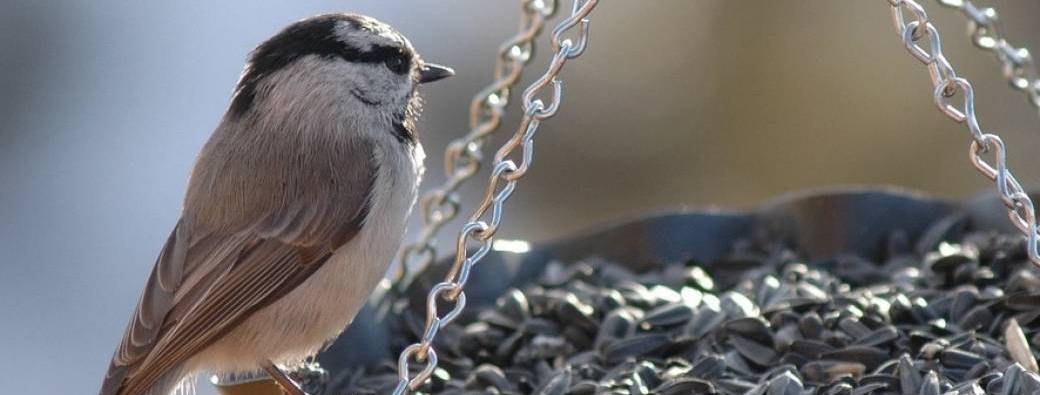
335 231 1040 394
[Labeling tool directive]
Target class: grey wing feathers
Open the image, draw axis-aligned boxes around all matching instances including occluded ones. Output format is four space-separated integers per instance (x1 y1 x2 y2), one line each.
100 221 189 395
100 135 376 395
120 238 328 394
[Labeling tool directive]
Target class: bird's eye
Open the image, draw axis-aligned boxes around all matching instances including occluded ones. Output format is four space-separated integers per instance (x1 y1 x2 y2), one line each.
384 56 407 74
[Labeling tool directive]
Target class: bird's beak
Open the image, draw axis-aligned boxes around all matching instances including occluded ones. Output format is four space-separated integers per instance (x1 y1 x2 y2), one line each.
419 63 455 84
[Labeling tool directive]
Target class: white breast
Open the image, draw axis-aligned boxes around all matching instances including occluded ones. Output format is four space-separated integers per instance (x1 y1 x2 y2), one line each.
190 135 424 373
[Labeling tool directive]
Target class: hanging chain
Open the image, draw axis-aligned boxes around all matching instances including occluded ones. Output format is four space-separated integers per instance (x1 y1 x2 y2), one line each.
393 0 557 292
933 0 1040 115
885 0 1040 266
392 1 600 393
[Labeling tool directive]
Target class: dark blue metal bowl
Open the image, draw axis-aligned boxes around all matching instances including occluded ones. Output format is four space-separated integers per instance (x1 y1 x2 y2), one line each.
313 187 1026 391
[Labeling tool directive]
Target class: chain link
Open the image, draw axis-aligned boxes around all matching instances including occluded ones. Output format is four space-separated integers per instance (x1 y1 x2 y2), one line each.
886 0 1040 265
934 0 1040 114
392 0 558 292
392 1 600 393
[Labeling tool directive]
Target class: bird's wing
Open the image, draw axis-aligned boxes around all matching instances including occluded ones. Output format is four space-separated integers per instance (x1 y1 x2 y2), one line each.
100 136 377 395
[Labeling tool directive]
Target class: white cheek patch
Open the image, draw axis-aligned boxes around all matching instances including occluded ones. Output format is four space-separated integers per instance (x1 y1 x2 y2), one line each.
260 55 413 114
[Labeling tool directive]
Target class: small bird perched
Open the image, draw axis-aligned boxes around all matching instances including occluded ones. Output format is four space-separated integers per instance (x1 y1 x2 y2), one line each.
98 14 453 395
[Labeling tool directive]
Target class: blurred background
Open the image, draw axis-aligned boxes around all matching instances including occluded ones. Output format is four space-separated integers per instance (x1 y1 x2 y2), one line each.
2 1 1038 393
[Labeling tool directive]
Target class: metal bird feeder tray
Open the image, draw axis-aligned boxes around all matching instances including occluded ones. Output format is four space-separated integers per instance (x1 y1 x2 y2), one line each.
296 188 1038 394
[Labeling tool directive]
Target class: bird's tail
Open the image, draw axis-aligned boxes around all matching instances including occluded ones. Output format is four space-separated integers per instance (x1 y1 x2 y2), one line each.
99 363 193 395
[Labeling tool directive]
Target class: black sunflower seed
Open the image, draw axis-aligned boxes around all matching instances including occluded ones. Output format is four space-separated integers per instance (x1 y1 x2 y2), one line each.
497 288 530 320
724 317 774 345
464 364 515 392
688 354 726 378
685 304 725 339
603 333 670 363
729 334 778 366
940 349 985 369
640 302 694 329
957 305 993 331
595 308 637 350
852 326 899 347
789 339 835 359
568 380 597 395
919 370 940 395
897 354 922 395
766 371 803 395
534 368 571 395
799 312 824 339
557 293 598 333
838 317 872 339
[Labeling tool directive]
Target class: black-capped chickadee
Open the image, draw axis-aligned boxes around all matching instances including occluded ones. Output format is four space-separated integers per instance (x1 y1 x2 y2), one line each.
98 14 453 395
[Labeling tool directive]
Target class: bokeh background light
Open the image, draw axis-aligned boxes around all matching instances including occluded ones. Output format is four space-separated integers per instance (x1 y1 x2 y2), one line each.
1 1 1038 394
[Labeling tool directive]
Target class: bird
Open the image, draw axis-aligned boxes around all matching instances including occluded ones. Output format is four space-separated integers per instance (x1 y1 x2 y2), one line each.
98 13 453 395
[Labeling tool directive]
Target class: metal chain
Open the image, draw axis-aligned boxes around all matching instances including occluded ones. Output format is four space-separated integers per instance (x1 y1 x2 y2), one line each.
934 0 1040 115
392 1 600 393
393 0 557 292
885 0 1040 266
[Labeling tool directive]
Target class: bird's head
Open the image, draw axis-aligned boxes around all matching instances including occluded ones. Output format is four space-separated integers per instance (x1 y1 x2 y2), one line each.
227 14 453 141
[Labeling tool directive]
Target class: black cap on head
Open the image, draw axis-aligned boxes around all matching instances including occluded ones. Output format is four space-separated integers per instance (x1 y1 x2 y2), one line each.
229 14 433 117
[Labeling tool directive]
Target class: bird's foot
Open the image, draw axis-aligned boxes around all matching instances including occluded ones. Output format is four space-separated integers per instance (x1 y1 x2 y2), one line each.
261 360 309 395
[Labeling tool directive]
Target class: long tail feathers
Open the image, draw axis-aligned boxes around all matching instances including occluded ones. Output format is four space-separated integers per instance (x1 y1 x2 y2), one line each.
99 364 191 395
